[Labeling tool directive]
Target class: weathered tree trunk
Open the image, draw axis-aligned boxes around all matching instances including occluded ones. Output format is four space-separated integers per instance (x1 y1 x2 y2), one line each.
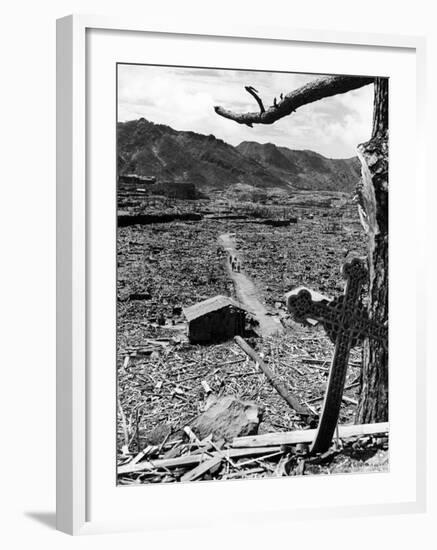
356 78 389 423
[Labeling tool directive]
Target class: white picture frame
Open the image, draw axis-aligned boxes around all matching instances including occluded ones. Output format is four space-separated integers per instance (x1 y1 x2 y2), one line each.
56 14 427 535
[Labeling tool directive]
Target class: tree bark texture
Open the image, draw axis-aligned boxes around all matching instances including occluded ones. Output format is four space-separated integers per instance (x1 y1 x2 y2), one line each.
356 77 389 423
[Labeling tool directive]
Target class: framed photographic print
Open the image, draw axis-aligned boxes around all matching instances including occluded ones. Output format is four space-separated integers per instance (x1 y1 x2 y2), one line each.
56 15 426 535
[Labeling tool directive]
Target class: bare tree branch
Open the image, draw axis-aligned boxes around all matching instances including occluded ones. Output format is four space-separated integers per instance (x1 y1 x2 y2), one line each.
214 75 374 127
244 86 265 114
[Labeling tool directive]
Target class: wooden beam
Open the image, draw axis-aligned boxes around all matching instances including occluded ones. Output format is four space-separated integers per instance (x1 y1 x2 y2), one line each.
234 336 311 416
180 455 222 482
231 422 389 448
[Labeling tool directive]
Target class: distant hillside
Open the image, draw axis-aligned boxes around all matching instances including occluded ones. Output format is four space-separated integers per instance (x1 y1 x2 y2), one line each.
236 141 361 192
117 118 361 193
117 118 285 190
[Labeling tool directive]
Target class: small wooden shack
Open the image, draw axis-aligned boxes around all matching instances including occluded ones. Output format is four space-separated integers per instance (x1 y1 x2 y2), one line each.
183 295 247 344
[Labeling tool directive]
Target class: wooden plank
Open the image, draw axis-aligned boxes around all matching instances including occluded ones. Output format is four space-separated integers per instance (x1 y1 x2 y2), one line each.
301 357 361 369
118 452 205 474
234 336 310 416
118 445 282 475
180 455 222 482
231 422 389 448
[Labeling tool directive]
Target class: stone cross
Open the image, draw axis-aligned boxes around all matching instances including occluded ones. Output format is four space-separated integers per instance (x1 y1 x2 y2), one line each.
286 258 387 454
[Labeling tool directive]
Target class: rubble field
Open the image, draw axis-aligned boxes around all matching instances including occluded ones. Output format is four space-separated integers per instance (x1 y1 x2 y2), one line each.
117 192 388 483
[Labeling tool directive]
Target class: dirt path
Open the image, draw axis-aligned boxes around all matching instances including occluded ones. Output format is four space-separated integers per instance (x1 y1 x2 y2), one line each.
218 232 283 338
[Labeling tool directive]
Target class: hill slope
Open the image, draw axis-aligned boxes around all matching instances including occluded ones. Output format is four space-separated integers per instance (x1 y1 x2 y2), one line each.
236 141 361 192
117 118 361 192
117 118 285 190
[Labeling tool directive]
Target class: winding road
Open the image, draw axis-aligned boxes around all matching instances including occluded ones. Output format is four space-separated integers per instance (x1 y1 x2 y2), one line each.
218 232 283 338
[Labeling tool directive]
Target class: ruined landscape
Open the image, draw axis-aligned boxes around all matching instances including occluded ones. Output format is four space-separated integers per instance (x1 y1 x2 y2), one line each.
116 69 389 484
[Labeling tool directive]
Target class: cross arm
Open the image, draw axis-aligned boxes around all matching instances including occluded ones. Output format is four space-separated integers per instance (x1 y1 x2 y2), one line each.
285 287 332 326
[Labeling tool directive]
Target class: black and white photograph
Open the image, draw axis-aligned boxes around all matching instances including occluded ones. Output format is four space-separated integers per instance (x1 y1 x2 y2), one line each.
116 64 389 485
1 0 432 543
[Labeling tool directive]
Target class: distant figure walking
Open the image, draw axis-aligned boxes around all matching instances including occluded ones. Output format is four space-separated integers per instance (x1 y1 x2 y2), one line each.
236 261 241 273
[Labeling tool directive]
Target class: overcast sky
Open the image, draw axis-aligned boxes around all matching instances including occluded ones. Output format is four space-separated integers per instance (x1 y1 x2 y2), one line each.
117 64 374 159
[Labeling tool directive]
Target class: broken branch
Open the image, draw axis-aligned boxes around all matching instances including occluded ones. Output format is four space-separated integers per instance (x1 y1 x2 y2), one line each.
244 86 265 114
215 75 374 126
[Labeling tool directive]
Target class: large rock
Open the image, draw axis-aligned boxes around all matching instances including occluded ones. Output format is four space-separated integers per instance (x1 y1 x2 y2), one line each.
189 395 263 444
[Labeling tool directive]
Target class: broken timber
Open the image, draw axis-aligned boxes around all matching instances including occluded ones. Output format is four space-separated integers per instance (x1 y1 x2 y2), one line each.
234 335 311 417
231 422 389 448
118 445 282 475
180 455 223 483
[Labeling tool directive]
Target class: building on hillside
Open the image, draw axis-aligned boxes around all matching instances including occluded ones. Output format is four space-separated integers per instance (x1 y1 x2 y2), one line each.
119 174 156 185
183 295 248 344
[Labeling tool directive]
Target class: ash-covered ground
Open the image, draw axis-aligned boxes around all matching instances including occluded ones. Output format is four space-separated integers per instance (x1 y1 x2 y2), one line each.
116 190 388 484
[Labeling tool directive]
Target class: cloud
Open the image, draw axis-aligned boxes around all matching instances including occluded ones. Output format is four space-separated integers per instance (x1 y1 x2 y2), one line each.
117 64 374 158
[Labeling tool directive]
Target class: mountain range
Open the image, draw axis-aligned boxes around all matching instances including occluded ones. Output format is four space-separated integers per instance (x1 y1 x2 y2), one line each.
117 118 361 193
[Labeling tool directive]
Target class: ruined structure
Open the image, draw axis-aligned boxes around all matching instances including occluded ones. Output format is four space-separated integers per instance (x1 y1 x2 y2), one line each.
118 174 157 185
183 295 248 344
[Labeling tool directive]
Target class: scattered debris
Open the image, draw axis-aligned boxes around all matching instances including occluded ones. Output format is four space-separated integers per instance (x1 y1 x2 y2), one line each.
117 191 379 484
234 335 312 417
117 422 389 483
144 422 172 446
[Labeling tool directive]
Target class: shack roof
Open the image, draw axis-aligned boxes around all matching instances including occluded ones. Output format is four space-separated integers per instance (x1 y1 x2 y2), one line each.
183 295 248 322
